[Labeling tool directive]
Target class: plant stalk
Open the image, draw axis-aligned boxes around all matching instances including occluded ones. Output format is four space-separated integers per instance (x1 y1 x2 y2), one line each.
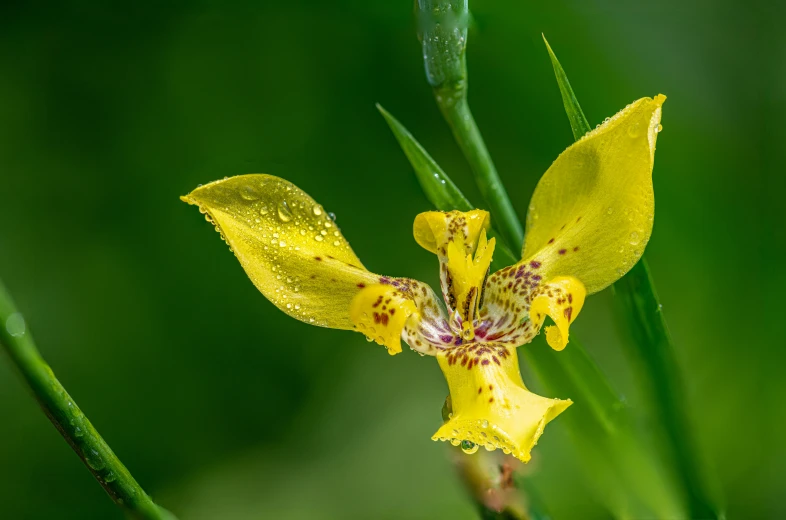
416 0 524 252
0 279 175 520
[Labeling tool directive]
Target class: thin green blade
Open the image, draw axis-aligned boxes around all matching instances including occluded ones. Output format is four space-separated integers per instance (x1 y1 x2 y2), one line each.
377 104 518 268
542 34 591 140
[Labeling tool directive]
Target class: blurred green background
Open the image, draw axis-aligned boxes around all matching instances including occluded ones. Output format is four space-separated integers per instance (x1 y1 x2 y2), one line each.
1 1 784 518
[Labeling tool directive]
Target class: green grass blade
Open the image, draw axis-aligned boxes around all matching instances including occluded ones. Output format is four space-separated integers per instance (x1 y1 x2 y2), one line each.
544 37 719 518
377 104 518 269
612 260 718 518
0 279 176 520
542 35 591 140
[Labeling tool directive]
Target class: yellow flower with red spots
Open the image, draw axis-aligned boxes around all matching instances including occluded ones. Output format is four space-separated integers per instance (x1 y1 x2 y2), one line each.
182 95 665 463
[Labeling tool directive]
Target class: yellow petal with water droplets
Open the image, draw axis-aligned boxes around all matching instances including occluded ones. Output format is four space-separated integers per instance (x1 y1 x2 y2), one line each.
432 344 571 463
522 95 666 294
528 276 586 351
182 174 379 329
350 283 417 355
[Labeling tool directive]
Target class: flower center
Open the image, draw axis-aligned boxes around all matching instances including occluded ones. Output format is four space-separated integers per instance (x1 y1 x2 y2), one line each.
445 229 495 341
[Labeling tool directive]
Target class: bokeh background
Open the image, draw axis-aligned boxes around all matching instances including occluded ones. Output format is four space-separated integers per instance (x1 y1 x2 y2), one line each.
1 1 784 518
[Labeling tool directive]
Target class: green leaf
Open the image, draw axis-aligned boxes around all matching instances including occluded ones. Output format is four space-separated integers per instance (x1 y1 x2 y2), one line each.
377 104 518 268
542 35 591 141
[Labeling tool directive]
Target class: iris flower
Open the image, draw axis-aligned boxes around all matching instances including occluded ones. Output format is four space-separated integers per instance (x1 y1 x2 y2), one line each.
182 95 665 463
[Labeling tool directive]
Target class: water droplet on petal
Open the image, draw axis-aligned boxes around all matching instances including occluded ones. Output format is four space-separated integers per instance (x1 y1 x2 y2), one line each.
314 235 323 242
277 200 293 222
328 212 336 221
461 440 479 454
607 207 614 215
240 185 259 201
312 205 323 216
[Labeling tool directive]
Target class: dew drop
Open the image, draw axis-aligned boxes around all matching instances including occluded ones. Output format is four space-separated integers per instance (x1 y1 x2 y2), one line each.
607 207 614 215
240 185 259 201
461 440 479 454
312 205 323 216
629 231 640 245
656 124 663 133
277 200 293 222
333 240 340 246
259 205 269 216
5 313 26 337
314 235 324 242
481 420 489 429
328 212 336 221
279 240 286 247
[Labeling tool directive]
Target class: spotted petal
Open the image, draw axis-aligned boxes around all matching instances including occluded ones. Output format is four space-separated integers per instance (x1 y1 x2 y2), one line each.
183 174 447 356
522 96 666 294
478 268 585 350
433 343 571 463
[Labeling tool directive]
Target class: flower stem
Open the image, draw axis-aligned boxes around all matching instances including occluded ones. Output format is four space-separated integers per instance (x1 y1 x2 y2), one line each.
0 279 176 520
416 0 524 252
612 260 718 518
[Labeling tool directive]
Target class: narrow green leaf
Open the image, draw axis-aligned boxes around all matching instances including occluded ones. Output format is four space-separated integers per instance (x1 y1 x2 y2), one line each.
542 34 591 141
377 104 472 212
377 104 518 268
545 37 719 518
612 260 719 519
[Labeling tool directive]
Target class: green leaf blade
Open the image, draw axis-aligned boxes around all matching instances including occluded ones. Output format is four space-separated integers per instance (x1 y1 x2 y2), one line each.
377 104 518 268
542 34 592 141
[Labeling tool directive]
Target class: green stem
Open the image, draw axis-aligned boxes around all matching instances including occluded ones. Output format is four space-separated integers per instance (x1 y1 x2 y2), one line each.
0 279 175 520
612 260 717 518
416 0 524 252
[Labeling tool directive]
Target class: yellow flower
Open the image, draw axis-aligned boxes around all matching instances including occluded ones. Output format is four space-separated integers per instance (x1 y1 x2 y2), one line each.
182 95 665 463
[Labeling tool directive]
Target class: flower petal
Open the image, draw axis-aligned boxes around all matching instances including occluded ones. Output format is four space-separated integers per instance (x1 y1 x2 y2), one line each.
522 96 666 294
528 276 586 351
413 209 490 256
350 278 447 355
182 174 380 329
432 343 571 463
476 267 585 350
